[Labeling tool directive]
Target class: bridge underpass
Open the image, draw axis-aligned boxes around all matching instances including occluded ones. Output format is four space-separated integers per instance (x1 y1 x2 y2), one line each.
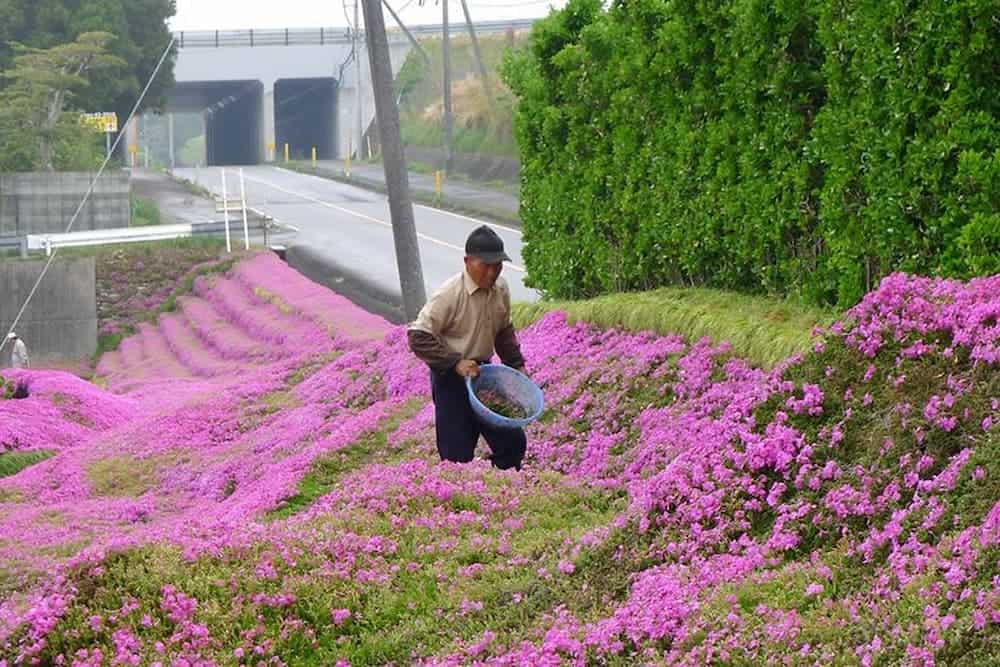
274 78 337 161
167 80 264 166
132 20 536 167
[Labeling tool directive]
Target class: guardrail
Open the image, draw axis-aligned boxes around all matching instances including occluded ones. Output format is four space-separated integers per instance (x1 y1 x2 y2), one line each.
0 236 26 256
22 218 275 256
173 18 537 49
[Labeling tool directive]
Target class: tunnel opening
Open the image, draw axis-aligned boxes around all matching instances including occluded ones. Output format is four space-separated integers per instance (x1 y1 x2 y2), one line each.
166 80 263 166
274 78 337 161
205 81 263 165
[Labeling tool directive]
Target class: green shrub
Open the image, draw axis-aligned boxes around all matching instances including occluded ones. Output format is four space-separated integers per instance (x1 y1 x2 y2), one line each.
504 0 1000 307
130 196 161 227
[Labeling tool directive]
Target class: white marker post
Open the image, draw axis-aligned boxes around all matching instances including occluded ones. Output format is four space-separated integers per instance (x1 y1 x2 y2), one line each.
221 168 232 253
239 167 250 250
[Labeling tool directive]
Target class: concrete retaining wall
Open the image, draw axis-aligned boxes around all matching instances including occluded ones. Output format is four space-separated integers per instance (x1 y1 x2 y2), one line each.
0 171 130 237
0 258 97 367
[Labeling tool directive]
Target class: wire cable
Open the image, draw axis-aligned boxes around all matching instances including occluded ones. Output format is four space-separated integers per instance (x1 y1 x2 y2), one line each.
343 0 355 30
1 36 177 359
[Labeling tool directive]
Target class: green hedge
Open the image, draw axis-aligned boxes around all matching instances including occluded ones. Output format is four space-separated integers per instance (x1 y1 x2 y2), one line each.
503 0 1000 306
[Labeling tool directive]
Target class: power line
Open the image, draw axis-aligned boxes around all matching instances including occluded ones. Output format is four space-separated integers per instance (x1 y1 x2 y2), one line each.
343 0 355 29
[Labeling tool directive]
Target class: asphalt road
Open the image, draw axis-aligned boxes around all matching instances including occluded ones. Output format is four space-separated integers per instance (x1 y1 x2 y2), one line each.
172 166 539 304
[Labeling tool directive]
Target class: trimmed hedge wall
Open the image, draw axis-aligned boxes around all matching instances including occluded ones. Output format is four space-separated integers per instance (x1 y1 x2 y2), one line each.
503 0 1000 306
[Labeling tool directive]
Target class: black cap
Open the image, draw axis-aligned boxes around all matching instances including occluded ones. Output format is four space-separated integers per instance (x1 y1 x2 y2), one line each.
465 225 511 264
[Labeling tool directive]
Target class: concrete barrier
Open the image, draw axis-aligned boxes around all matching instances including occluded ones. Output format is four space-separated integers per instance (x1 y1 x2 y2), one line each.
0 171 130 237
0 258 97 367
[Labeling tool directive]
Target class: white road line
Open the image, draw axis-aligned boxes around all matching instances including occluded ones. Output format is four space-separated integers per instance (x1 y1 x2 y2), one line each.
273 165 340 186
235 170 527 272
412 203 523 236
270 165 523 236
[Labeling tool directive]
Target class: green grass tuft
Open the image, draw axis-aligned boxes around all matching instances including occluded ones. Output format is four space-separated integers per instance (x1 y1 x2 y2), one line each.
0 450 57 478
86 456 160 497
513 287 836 368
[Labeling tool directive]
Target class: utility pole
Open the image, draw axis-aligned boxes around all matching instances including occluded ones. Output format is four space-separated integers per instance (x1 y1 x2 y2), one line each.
442 0 454 174
459 0 492 100
353 0 364 160
360 0 427 320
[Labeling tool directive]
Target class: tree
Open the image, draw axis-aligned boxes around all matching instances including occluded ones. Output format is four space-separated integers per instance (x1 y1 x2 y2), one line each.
0 32 122 171
0 1 177 120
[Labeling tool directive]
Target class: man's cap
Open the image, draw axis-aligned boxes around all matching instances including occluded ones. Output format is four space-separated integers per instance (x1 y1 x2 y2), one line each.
465 225 511 264
5 332 16 340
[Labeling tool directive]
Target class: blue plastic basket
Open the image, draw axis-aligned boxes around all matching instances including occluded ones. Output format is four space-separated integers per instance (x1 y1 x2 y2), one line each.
466 364 545 430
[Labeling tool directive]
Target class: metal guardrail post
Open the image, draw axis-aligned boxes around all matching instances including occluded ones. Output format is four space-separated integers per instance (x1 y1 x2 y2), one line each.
250 29 254 47
215 30 219 48
285 28 289 46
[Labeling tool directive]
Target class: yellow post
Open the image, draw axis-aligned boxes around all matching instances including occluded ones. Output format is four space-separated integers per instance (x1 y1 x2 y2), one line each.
434 170 443 197
311 146 317 166
345 140 352 177
284 143 290 162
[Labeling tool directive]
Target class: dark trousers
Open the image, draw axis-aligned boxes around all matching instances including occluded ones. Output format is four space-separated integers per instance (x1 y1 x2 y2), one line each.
430 370 526 470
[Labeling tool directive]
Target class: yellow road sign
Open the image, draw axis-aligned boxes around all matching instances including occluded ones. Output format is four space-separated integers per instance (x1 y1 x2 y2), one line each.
80 112 118 133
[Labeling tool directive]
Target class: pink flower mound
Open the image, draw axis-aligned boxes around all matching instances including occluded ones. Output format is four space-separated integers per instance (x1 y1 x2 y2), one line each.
0 269 997 665
844 272 1000 363
0 371 137 453
97 252 391 389
230 254 389 343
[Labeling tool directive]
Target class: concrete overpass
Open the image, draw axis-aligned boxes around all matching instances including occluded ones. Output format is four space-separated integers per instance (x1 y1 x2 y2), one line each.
134 19 535 167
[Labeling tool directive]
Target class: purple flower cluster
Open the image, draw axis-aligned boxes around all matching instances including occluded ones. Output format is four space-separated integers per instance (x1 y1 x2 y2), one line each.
1 262 997 664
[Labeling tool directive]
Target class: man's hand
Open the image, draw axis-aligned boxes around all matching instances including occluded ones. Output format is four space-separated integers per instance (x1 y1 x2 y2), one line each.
456 359 480 378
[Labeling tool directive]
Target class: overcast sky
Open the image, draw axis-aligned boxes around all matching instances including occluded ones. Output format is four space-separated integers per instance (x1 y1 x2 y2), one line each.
170 0 570 32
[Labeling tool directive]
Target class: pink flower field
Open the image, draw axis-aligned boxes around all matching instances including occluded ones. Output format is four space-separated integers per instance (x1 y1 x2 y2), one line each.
0 254 997 665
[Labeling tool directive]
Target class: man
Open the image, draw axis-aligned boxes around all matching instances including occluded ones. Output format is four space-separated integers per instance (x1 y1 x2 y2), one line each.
7 333 29 369
408 225 527 470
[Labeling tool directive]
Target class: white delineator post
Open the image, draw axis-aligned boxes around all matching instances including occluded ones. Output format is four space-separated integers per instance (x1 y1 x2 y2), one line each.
239 167 250 250
221 168 232 253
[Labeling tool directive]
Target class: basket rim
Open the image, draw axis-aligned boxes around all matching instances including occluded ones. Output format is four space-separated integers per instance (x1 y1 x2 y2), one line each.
465 364 544 427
